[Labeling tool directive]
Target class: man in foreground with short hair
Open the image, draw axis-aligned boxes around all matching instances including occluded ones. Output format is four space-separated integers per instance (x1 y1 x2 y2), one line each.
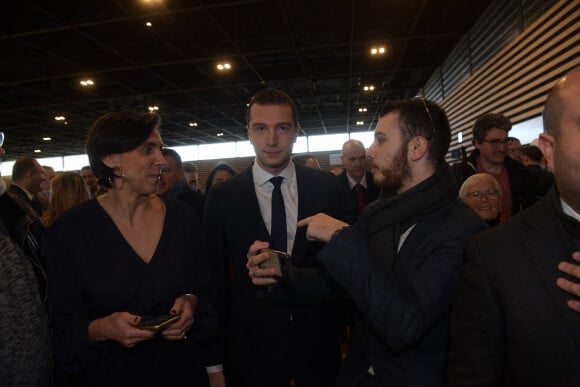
204 88 355 386
446 66 580 386
299 98 485 387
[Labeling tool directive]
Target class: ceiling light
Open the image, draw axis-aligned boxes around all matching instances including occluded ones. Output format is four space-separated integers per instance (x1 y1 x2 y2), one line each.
217 132 224 137
148 106 159 112
370 46 386 55
54 116 66 121
34 149 42 153
216 62 232 71
189 122 198 127
363 85 375 91
358 107 367 112
80 79 94 86
356 121 364 126
146 22 152 27
43 137 51 141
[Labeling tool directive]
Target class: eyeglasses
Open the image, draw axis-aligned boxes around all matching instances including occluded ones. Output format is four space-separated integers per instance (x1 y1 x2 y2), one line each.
482 138 512 147
465 189 500 201
419 97 436 138
506 147 523 154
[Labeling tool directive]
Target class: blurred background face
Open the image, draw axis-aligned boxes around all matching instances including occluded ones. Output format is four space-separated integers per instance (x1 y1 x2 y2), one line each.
463 180 501 221
184 169 199 190
80 168 98 190
506 138 523 163
476 128 509 166
157 155 184 196
341 143 367 180
212 169 234 186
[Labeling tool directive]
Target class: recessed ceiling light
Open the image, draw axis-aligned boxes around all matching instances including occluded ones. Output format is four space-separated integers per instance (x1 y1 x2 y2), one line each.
148 106 159 112
189 122 198 127
34 149 42 153
370 46 386 55
216 62 232 71
80 79 94 86
358 107 368 112
356 121 364 126
217 132 224 137
146 22 152 27
43 137 51 141
54 116 66 121
363 85 375 91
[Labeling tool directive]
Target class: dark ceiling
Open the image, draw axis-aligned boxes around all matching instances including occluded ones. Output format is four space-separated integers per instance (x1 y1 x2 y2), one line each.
0 0 493 159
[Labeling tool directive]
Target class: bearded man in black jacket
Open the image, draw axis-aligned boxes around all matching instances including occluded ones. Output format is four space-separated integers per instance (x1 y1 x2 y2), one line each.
298 98 486 387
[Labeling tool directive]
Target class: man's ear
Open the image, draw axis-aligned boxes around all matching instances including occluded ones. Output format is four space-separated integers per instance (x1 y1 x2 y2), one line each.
538 133 555 171
408 136 428 161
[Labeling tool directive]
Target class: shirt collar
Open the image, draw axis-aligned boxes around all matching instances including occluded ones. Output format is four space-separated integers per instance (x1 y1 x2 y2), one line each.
346 172 367 189
12 183 34 200
252 158 295 186
561 197 580 222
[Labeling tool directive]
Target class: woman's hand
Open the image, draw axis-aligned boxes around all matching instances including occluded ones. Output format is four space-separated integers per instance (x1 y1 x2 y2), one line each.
160 294 198 340
88 311 156 348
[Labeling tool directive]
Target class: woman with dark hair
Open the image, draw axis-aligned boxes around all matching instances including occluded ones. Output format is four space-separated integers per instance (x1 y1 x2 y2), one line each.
43 112 222 386
204 162 236 196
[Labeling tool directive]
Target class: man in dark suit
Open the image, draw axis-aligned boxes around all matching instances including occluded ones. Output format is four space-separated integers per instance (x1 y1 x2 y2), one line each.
204 88 355 387
338 139 380 214
446 66 580 386
298 98 485 387
158 148 205 220
9 156 45 216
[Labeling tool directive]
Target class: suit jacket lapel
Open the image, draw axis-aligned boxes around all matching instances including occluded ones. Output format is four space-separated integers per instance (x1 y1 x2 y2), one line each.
238 167 270 241
521 196 580 348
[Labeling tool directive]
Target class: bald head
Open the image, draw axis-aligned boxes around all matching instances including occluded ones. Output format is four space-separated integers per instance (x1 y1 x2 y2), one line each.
543 67 580 138
341 139 367 181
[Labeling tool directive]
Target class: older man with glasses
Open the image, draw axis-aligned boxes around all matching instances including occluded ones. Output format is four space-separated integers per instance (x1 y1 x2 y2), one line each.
451 112 552 221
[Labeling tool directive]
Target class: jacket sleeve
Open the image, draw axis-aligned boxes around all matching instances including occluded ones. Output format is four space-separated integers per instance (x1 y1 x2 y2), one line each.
445 238 504 387
317 213 485 349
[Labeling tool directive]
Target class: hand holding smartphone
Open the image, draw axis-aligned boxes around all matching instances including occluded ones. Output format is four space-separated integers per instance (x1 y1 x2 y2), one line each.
138 314 180 331
258 248 292 279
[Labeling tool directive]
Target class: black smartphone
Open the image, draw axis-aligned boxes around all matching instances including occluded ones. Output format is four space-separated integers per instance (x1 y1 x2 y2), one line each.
138 314 180 331
258 248 292 278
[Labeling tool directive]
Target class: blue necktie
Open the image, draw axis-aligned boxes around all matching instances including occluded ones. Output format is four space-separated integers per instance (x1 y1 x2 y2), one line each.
270 176 287 252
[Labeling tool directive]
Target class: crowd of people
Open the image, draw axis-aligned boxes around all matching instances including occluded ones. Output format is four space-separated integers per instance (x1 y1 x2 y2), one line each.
1 66 579 387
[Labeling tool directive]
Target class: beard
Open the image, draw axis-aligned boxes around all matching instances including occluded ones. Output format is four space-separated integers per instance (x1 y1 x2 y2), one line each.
373 146 411 193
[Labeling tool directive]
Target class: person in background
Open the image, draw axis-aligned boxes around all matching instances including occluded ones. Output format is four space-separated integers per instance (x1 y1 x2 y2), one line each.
459 173 502 227
298 98 485 387
41 172 90 227
294 154 321 170
338 139 380 214
204 162 236 196
158 148 205 220
446 65 580 387
9 156 46 216
505 136 523 163
0 146 52 386
80 165 107 197
36 165 56 211
183 162 202 192
44 111 223 386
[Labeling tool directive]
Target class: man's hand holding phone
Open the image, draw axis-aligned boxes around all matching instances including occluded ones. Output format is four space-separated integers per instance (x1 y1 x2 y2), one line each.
246 240 289 286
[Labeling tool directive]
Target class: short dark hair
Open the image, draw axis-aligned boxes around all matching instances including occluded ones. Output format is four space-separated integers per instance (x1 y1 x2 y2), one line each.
12 156 38 182
246 88 298 127
472 113 512 143
86 112 161 188
379 98 451 165
161 148 183 170
293 154 318 166
80 165 92 172
521 145 543 162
